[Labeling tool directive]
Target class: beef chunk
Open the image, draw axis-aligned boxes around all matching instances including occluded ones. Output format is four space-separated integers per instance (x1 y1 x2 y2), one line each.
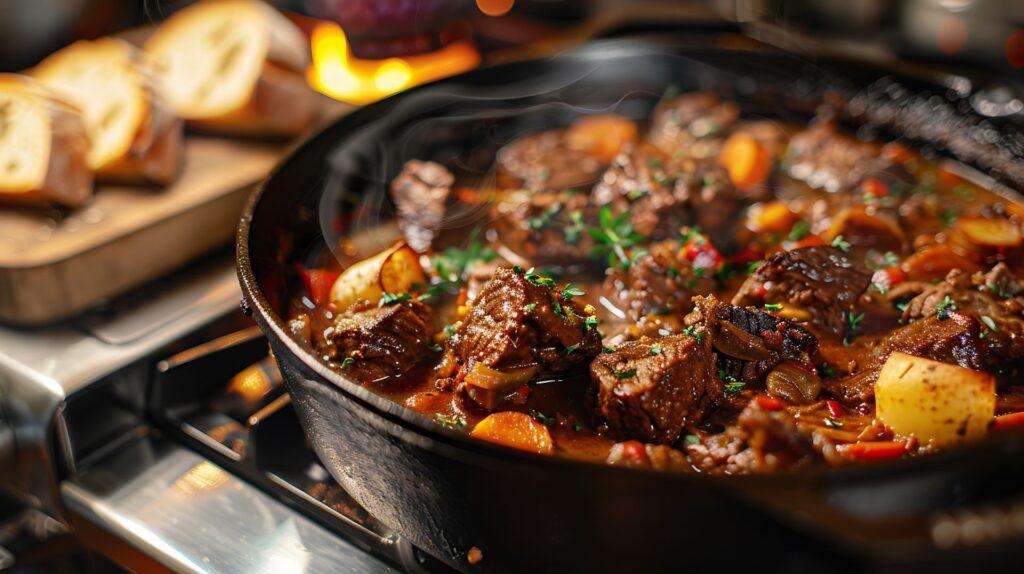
390 160 453 253
452 267 601 374
591 145 741 240
606 441 690 472
784 121 899 193
897 265 1024 372
591 333 721 444
325 300 435 385
491 190 594 265
648 92 738 157
686 295 819 385
733 246 873 337
496 129 607 192
602 240 715 321
826 313 987 403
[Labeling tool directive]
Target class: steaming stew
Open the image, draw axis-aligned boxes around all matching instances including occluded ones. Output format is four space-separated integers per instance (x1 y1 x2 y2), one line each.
288 92 1024 474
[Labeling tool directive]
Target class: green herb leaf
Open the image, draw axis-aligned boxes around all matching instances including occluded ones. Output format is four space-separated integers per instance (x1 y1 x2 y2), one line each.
614 368 637 379
935 295 957 320
683 325 705 343
823 417 843 429
435 413 467 428
523 302 538 313
564 210 585 244
981 315 997 332
941 209 958 227
432 229 496 282
564 343 580 355
340 357 355 368
649 345 663 356
723 381 746 396
523 267 557 289
561 283 585 299
602 346 616 354
684 434 700 446
831 235 851 252
528 203 562 230
788 220 811 242
379 292 412 306
584 315 600 333
590 205 644 271
764 303 783 311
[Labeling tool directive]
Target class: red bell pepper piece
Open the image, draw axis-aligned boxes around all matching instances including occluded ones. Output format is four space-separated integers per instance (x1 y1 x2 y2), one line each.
296 265 340 307
993 412 1024 430
755 396 786 411
840 441 906 461
825 400 845 418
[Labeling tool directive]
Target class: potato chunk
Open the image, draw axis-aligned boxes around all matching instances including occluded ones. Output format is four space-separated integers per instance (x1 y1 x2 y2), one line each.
875 352 995 447
329 242 426 311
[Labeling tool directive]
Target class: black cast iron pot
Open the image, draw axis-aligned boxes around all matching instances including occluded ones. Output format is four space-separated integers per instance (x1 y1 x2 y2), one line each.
238 40 1024 573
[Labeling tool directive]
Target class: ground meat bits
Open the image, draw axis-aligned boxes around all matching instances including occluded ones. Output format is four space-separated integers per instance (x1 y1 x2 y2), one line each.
591 333 721 445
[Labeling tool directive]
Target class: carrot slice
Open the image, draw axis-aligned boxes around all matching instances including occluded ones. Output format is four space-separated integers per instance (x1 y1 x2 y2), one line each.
470 412 554 455
565 115 638 161
721 133 770 190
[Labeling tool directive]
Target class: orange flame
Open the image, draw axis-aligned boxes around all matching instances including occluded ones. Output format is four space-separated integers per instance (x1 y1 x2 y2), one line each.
308 22 481 105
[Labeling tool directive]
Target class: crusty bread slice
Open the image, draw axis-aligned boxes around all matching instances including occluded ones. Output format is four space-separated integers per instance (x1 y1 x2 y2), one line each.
0 74 92 208
32 38 184 185
145 0 313 137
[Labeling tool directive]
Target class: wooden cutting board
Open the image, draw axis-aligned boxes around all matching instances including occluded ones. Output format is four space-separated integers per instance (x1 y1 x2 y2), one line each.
0 136 285 325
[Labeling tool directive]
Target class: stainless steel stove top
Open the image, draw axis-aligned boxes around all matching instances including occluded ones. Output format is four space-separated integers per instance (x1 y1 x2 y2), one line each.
0 252 427 573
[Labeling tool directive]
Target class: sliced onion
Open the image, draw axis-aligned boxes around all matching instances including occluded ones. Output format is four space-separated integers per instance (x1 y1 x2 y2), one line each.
713 322 773 361
464 363 539 410
765 363 821 405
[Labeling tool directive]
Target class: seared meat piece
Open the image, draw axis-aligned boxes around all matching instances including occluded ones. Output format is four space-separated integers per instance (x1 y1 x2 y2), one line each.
896 265 1024 372
592 145 741 240
491 190 594 265
324 300 435 385
603 240 715 321
452 266 601 374
496 129 607 192
390 160 453 253
784 121 900 193
591 333 721 444
606 441 690 472
733 246 873 337
686 295 819 385
827 313 986 402
686 400 829 474
648 92 738 157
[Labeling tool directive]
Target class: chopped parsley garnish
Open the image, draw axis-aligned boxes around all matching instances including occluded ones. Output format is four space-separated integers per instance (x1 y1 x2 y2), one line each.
746 260 764 275
564 210 585 244
443 323 459 337
866 250 900 270
679 226 706 246
564 343 580 355
584 315 600 333
340 357 355 368
724 381 746 396
764 303 783 311
627 188 650 201
614 369 637 379
435 413 467 428
895 300 910 313
433 229 496 282
379 291 412 306
602 346 616 354
523 267 556 289
573 421 583 432
590 205 644 271
684 434 700 446
847 311 865 333
823 417 843 429
831 235 851 252
981 315 997 332
532 411 556 424
649 345 662 356
941 209 958 227
666 266 680 278
523 302 538 313
935 295 957 320
986 283 1013 298
528 203 562 230
819 364 837 379
551 299 568 319
683 325 704 343
561 283 585 299
788 220 811 242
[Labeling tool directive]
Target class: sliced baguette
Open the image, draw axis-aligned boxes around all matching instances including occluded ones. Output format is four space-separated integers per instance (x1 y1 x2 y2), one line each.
145 0 313 137
0 74 92 208
32 38 184 185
